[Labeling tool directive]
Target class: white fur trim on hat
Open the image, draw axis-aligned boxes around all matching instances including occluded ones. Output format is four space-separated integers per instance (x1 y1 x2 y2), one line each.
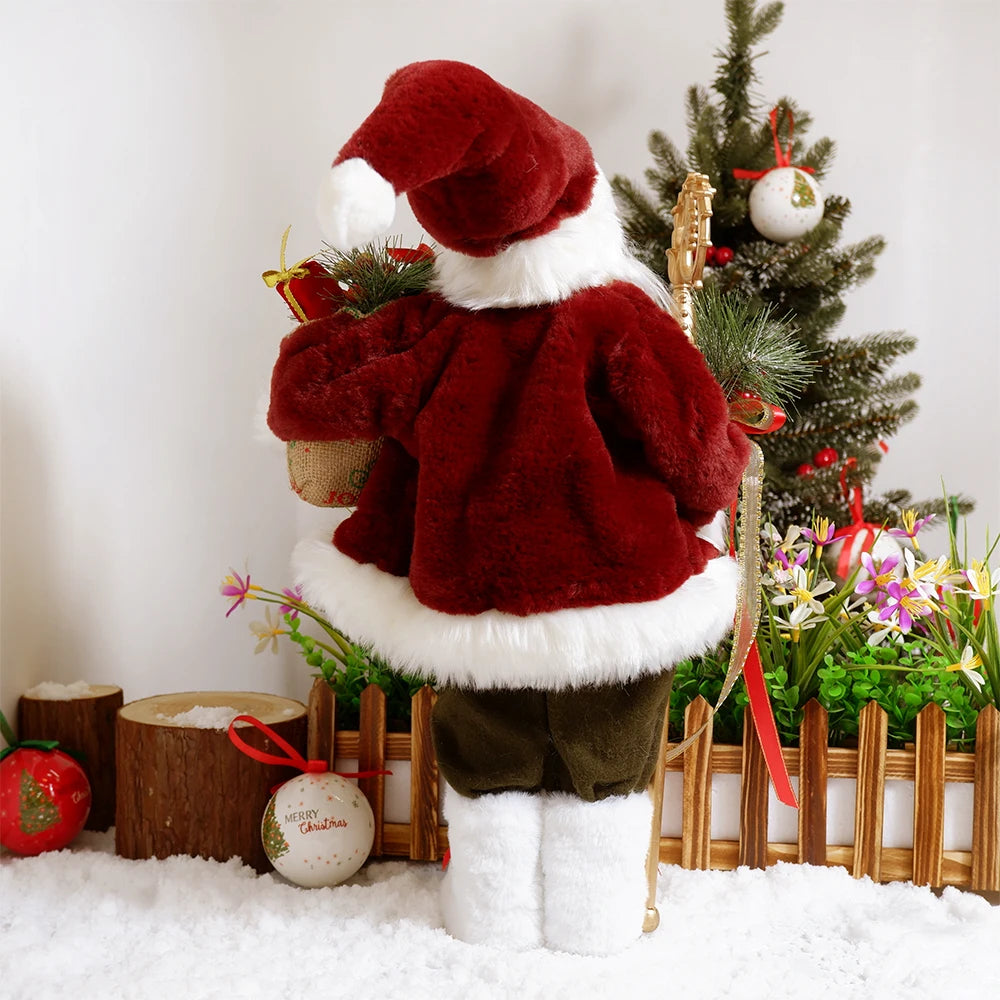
292 513 737 690
317 157 397 250
429 169 673 311
439 788 543 950
541 791 652 955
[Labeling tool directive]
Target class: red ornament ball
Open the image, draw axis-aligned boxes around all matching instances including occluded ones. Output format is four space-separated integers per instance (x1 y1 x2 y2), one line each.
705 246 717 265
797 463 816 478
813 447 839 468
713 246 734 265
0 747 91 855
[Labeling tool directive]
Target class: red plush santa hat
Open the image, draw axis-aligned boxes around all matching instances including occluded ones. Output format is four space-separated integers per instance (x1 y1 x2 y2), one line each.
318 61 598 258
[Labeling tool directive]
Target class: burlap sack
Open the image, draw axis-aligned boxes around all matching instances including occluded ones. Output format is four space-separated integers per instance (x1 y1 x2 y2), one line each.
286 438 383 507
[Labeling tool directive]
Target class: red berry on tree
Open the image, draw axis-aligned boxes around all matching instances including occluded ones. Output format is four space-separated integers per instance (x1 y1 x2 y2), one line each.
797 463 816 478
814 447 839 468
714 246 734 265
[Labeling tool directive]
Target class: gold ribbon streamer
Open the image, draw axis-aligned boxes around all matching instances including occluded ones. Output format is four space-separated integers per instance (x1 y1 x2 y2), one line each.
663 441 765 762
262 225 313 322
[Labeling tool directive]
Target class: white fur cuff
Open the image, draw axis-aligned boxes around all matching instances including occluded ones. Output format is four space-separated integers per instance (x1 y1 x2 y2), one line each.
440 789 543 950
541 791 653 955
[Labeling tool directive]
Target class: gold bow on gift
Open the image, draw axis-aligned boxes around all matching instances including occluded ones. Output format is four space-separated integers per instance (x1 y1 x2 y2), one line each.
261 225 314 322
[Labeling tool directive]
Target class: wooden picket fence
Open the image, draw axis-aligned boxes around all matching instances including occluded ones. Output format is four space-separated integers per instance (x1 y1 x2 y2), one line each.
307 680 1000 890
307 679 448 861
666 696 1000 891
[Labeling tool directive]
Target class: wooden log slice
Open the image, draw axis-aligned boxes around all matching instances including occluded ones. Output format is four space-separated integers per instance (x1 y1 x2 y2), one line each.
115 692 307 873
18 684 124 832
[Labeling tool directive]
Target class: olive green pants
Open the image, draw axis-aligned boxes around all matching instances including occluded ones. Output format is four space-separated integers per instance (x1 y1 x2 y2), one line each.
431 671 673 803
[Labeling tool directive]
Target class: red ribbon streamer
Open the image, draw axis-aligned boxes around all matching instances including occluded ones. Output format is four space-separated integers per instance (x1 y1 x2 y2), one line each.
728 505 798 809
227 715 392 785
733 108 817 181
832 457 878 578
743 643 798 807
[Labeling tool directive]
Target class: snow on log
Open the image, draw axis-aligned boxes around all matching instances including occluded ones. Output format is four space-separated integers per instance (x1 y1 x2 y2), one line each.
115 691 307 873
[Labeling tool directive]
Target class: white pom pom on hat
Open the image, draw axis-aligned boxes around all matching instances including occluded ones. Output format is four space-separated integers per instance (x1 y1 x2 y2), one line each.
316 158 397 251
316 60 597 258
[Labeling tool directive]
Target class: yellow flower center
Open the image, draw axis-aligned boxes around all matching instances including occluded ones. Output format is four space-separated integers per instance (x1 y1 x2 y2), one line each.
947 653 983 672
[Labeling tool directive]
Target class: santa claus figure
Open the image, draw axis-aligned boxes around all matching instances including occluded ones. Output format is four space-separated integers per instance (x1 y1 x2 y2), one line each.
268 60 748 955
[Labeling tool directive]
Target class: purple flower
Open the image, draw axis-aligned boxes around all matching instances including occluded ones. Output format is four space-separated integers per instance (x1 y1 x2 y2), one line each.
279 586 304 621
878 580 933 633
774 547 808 571
220 570 253 618
802 518 836 547
888 510 935 551
855 552 900 597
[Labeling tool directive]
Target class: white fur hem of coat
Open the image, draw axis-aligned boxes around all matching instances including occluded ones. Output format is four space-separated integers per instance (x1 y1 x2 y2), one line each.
292 522 738 690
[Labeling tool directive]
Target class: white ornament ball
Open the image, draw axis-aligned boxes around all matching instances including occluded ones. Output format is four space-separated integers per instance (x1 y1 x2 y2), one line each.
748 167 824 243
261 772 374 888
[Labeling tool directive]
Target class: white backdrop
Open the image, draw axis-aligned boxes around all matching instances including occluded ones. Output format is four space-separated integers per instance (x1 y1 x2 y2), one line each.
2 0 998 722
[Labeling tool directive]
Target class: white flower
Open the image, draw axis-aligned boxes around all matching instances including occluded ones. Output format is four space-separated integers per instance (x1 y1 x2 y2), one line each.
902 550 951 599
769 565 836 614
946 645 986 692
249 607 284 655
958 563 1000 603
772 602 826 633
865 609 906 646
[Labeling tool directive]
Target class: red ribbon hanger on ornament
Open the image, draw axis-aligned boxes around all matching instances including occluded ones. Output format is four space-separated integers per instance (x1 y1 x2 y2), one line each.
831 455 884 579
733 108 817 181
227 715 392 791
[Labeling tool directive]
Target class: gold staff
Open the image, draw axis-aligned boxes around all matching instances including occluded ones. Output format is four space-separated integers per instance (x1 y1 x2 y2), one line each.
643 172 716 933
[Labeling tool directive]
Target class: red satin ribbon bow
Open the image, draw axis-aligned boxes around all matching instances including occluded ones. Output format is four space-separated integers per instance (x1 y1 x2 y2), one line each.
227 715 392 791
729 392 787 435
733 107 816 181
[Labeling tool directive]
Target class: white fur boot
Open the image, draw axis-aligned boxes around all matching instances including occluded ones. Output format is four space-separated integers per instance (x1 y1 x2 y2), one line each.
541 791 653 956
440 788 543 950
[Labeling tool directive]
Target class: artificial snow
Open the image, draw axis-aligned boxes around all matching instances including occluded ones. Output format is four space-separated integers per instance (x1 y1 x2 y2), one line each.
23 680 94 700
2 832 997 999
154 706 250 729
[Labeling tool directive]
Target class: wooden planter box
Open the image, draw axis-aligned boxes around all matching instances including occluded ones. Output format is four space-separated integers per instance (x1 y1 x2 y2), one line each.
662 697 999 892
310 680 1000 891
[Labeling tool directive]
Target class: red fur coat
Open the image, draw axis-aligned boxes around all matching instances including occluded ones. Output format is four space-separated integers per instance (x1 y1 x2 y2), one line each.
269 279 747 612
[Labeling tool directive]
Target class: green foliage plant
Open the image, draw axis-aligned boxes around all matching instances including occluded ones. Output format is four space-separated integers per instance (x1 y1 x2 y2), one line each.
668 506 997 749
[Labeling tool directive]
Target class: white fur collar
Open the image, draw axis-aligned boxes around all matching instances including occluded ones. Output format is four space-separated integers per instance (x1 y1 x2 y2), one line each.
429 169 673 311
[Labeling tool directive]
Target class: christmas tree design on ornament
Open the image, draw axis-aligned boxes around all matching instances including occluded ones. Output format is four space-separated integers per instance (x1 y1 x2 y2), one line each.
262 797 290 861
19 770 61 834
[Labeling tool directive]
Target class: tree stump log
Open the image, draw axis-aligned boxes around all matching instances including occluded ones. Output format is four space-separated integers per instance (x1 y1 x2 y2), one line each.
18 684 124 832
115 691 307 873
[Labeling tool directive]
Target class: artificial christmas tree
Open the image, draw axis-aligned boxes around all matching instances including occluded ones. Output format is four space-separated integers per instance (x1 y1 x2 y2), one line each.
612 0 969 529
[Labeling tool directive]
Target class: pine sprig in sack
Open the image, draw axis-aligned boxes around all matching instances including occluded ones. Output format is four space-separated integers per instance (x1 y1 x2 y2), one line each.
317 238 435 319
